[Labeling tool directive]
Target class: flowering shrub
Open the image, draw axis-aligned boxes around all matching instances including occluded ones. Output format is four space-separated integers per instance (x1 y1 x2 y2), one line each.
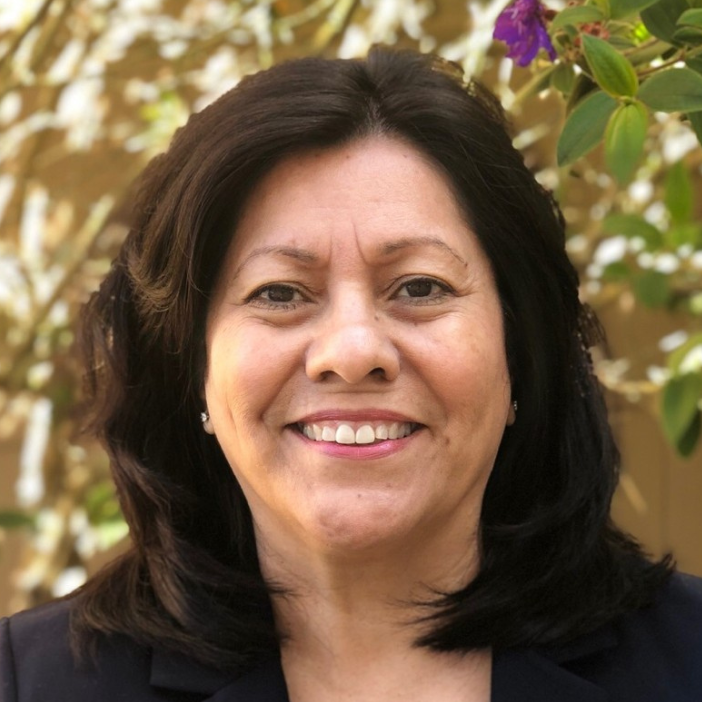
495 0 702 457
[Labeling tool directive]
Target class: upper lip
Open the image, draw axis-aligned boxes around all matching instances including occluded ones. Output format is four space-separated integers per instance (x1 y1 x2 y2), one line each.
294 409 419 424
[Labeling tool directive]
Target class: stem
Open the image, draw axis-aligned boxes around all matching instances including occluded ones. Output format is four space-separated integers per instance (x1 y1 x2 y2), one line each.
637 53 684 78
637 45 702 79
622 38 660 57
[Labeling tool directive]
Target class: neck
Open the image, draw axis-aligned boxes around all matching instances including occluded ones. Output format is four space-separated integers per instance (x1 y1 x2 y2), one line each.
257 519 481 663
254 514 490 702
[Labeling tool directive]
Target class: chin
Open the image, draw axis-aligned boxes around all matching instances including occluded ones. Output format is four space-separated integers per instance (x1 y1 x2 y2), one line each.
299 493 419 555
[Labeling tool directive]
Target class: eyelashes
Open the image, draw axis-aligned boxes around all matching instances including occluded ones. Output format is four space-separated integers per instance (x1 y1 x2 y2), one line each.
245 277 454 311
246 283 305 310
394 277 453 302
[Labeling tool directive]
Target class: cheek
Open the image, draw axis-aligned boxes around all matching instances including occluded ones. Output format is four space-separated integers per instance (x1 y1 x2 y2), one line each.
205 323 298 430
423 324 510 419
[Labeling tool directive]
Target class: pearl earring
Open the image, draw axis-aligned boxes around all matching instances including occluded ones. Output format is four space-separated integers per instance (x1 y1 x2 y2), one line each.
200 410 214 435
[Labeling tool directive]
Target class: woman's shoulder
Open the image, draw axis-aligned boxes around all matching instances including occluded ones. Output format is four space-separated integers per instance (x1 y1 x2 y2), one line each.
567 572 702 699
1 596 270 702
1 597 154 702
617 571 702 646
493 572 702 702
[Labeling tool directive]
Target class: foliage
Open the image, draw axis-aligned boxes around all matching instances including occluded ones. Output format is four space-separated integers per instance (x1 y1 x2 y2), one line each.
0 0 700 612
496 0 702 457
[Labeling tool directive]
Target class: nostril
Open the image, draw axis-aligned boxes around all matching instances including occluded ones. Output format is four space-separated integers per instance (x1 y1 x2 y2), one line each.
370 367 386 378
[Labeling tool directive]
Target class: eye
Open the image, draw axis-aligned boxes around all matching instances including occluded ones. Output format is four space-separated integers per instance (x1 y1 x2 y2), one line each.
247 283 306 309
395 277 452 300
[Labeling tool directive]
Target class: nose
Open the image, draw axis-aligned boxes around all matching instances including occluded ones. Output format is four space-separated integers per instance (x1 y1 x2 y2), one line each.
305 296 400 385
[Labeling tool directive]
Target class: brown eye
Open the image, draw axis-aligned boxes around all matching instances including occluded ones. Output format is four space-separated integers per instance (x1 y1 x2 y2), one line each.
247 283 305 309
404 279 434 297
264 285 296 302
396 277 450 299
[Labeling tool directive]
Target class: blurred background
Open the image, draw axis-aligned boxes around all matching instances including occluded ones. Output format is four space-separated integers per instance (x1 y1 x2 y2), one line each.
1 0 701 618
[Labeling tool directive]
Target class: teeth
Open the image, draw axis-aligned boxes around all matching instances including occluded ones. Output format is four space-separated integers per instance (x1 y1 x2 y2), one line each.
300 421 415 445
355 425 375 444
335 425 356 444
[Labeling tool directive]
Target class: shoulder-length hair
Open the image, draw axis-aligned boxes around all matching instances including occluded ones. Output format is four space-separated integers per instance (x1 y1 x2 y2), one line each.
74 46 671 670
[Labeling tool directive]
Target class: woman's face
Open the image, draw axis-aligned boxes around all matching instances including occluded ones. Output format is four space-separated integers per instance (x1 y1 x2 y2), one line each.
204 137 514 558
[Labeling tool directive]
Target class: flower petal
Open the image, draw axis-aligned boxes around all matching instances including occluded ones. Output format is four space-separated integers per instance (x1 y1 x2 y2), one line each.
493 0 556 66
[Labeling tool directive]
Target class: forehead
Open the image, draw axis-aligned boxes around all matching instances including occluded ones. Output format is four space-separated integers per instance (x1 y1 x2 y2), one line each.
225 137 479 260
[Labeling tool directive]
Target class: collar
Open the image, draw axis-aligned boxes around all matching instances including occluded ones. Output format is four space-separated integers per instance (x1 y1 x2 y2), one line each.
149 626 617 702
492 625 617 702
150 648 289 701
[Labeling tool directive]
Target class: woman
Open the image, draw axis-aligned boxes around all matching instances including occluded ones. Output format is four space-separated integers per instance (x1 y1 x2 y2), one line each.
1 47 701 702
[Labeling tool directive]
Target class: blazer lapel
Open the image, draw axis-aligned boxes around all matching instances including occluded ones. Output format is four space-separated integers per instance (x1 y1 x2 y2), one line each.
492 626 618 702
204 657 289 702
492 649 607 702
150 647 289 702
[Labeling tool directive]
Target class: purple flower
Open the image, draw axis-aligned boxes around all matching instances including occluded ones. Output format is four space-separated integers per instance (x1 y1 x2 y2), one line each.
493 0 557 67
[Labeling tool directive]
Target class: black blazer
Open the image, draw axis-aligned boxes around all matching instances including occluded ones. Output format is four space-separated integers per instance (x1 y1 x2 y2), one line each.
2 573 702 701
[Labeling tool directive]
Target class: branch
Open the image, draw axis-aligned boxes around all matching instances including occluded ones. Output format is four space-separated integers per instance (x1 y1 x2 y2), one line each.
276 0 337 30
0 0 57 72
312 0 362 54
0 197 115 392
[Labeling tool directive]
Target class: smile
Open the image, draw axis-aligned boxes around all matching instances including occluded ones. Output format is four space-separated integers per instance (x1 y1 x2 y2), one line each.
296 421 420 445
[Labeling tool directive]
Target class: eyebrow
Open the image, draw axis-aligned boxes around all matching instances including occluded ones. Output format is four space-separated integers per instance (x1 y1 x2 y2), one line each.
230 235 468 281
230 245 319 281
380 236 468 267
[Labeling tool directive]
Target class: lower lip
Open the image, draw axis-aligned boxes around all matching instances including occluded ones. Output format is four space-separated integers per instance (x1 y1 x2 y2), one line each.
291 428 419 459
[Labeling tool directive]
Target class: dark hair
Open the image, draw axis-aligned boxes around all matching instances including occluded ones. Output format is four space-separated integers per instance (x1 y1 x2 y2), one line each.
74 46 672 670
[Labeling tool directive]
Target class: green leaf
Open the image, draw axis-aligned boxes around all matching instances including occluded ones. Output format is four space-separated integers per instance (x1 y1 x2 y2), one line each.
689 111 702 147
678 8 702 27
565 74 599 114
633 269 671 307
668 223 702 247
671 27 702 45
667 333 702 372
85 481 123 525
552 6 605 31
642 0 694 44
610 0 662 19
582 34 639 97
602 261 632 280
662 372 702 445
677 410 701 457
687 57 702 75
665 161 693 224
551 62 577 96
558 90 618 165
605 101 649 183
627 40 668 67
602 213 664 248
0 510 35 530
590 0 612 17
638 68 702 112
